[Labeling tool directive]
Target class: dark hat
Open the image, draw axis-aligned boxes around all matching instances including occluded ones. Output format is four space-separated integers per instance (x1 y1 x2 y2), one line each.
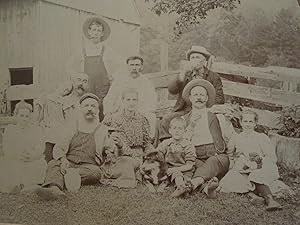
79 93 100 104
83 16 111 41
182 79 216 108
186 46 212 60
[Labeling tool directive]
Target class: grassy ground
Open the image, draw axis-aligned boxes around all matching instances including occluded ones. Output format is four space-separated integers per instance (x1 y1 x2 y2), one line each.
0 181 299 225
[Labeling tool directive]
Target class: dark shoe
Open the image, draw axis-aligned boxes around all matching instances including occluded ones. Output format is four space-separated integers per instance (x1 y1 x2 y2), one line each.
265 195 282 211
35 186 66 201
171 185 188 198
203 177 219 199
247 192 265 206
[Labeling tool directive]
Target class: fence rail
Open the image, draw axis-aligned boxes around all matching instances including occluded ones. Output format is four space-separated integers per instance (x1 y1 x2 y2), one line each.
146 62 300 129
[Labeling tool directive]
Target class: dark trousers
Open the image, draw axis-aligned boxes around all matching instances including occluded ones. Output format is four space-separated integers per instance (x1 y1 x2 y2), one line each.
193 145 229 181
43 160 103 190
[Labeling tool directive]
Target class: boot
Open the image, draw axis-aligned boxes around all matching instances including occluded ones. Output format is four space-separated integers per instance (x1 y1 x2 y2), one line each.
265 195 282 211
35 185 66 201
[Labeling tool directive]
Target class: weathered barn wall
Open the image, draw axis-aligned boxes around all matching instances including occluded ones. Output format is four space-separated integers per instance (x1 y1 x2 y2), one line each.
0 0 38 85
0 0 141 103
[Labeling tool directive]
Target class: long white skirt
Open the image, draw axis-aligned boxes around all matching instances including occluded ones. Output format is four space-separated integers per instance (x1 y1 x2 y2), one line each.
0 158 47 193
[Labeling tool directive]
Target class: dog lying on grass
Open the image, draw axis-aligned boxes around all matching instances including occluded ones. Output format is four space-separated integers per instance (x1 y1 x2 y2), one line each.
140 150 168 193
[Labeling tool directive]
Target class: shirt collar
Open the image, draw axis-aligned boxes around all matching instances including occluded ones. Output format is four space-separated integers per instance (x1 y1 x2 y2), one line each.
165 138 190 147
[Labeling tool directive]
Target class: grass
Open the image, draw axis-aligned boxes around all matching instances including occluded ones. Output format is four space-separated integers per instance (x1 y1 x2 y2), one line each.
0 182 299 225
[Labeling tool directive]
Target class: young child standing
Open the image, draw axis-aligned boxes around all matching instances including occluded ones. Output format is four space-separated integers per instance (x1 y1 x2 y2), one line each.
156 117 196 197
219 110 282 211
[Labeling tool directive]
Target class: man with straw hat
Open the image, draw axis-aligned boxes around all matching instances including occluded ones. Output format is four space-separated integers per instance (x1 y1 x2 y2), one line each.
66 16 124 121
181 79 230 199
158 46 225 142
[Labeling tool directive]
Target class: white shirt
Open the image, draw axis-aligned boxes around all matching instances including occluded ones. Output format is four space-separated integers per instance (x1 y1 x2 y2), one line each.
190 108 214 146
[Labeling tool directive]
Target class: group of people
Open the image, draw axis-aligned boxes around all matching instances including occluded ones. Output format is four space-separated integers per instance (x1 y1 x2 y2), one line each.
0 16 283 212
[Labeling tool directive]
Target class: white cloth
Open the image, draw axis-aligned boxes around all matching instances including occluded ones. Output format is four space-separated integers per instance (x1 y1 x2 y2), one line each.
103 73 157 137
190 109 214 146
0 124 47 193
219 131 280 193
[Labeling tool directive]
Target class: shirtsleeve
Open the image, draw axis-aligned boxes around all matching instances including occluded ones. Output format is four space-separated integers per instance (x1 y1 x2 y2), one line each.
184 144 196 166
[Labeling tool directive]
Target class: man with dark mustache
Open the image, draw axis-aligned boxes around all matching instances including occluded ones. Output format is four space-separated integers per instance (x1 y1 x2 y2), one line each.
159 46 224 142
181 79 229 199
35 93 117 200
63 72 89 122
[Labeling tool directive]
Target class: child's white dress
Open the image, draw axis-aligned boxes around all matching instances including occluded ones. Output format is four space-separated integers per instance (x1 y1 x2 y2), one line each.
0 124 47 193
219 131 280 193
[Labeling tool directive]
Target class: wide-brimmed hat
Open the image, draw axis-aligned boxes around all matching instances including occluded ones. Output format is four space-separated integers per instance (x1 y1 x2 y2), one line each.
186 46 212 60
182 79 216 108
83 16 111 41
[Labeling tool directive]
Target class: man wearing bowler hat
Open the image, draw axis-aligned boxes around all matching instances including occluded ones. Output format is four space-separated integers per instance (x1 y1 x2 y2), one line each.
67 16 124 121
159 46 225 141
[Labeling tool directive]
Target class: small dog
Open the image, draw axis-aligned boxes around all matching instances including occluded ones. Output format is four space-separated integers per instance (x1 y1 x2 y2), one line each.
140 151 168 193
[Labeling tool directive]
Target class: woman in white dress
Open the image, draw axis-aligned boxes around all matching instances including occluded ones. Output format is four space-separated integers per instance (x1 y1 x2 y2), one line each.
0 101 47 193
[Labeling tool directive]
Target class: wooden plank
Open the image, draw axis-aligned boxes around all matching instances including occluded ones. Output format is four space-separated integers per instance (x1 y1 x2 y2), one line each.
222 80 300 106
6 84 41 101
147 61 300 84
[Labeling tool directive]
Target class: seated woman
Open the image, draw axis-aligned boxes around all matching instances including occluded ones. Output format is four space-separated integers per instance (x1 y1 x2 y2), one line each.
102 88 154 188
0 101 47 193
219 110 282 211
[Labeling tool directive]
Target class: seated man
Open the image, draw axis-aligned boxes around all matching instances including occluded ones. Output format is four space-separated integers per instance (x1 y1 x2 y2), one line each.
0 101 46 193
159 46 225 141
103 56 157 138
41 72 89 163
181 79 229 198
35 93 115 200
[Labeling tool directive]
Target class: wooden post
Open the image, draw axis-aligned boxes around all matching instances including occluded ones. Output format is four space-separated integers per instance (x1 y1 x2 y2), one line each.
160 41 168 72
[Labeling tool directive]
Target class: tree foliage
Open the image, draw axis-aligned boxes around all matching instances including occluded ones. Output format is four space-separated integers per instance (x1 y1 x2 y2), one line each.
145 0 240 37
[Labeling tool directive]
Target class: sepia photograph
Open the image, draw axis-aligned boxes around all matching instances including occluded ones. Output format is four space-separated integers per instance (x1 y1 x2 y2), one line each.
0 0 300 224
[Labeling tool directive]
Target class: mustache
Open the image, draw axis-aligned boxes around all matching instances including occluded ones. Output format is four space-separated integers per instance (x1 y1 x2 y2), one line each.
86 110 95 116
196 99 205 103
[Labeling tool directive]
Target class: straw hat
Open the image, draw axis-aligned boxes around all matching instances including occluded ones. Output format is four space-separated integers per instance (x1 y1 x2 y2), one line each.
83 16 111 41
182 79 216 108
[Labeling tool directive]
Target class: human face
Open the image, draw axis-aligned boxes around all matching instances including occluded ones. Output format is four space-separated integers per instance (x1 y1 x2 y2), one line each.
189 53 207 70
16 108 31 128
123 92 138 112
189 86 208 109
73 73 89 96
169 121 185 140
241 113 256 133
127 59 143 78
88 23 104 44
80 98 99 121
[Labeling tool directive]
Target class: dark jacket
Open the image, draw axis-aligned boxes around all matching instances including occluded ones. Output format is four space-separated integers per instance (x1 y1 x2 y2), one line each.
183 111 226 154
168 68 225 112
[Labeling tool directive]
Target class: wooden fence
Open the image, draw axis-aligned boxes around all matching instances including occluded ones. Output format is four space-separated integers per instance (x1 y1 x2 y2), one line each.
146 62 300 129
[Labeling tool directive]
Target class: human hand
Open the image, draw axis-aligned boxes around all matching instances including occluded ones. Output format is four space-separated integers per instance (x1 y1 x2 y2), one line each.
20 151 32 162
190 113 202 128
110 132 123 149
60 157 70 175
167 168 178 176
178 71 186 82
